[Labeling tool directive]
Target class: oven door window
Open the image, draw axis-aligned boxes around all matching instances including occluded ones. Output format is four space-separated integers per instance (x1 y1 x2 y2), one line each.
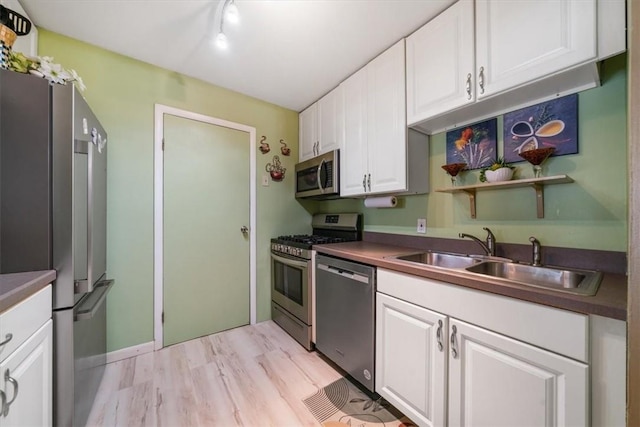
273 259 304 305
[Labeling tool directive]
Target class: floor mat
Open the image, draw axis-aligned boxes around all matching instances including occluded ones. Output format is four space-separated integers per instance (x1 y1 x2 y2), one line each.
303 377 416 427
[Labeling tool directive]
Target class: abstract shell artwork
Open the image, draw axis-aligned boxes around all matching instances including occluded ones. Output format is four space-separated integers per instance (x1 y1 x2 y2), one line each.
446 118 497 170
503 94 578 163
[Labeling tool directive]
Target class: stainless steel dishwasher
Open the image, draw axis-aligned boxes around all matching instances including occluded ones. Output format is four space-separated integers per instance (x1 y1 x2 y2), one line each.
315 254 376 392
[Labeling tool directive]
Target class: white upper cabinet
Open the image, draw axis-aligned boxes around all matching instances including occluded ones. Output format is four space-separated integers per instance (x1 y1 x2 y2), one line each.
298 103 317 161
298 86 343 162
406 0 475 125
475 0 596 99
317 87 342 155
367 39 409 195
341 40 428 198
408 0 624 134
340 67 369 196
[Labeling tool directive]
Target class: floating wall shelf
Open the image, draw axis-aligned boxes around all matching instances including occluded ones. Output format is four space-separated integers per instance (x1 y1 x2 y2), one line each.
435 175 574 219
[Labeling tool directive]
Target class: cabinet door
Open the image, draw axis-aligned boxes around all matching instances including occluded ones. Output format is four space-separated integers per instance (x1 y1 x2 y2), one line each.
376 293 447 427
448 318 588 427
298 103 318 161
0 320 52 426
367 39 407 195
340 67 369 197
406 0 475 125
317 86 342 155
475 0 596 99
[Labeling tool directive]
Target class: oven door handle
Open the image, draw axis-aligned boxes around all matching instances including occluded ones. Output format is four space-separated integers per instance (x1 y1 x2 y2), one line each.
271 252 309 269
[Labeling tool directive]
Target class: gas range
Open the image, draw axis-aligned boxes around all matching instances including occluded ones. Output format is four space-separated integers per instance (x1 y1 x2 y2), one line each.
270 213 362 351
270 213 362 260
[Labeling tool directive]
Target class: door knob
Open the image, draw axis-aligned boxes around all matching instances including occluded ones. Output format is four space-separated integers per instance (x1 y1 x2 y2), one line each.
240 226 249 234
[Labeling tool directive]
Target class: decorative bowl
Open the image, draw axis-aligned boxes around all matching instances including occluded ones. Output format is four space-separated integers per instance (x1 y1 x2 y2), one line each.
518 147 555 166
441 162 467 177
484 167 514 183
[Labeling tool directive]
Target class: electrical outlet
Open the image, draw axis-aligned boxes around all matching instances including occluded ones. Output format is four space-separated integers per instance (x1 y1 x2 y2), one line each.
262 174 270 187
417 218 426 233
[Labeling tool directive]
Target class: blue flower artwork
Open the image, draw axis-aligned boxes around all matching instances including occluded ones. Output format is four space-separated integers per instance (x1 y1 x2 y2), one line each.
503 94 578 163
446 118 497 170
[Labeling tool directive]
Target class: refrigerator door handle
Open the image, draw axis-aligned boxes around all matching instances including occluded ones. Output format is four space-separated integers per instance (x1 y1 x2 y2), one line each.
74 280 114 321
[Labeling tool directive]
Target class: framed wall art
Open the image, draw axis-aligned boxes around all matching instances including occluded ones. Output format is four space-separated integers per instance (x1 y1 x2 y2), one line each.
503 94 578 163
446 118 497 170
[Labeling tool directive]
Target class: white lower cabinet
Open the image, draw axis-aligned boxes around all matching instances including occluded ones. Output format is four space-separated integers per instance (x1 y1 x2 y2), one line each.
375 270 597 427
0 320 53 426
0 285 53 427
376 293 447 427
448 318 587 427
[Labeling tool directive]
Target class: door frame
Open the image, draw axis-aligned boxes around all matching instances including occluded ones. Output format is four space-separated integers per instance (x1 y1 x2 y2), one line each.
153 104 257 350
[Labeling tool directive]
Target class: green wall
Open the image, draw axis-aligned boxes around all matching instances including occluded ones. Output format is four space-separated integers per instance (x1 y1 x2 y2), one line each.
310 54 628 252
37 30 627 352
38 30 311 352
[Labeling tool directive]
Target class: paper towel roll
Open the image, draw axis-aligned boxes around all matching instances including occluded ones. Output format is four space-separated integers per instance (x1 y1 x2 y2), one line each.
364 196 398 208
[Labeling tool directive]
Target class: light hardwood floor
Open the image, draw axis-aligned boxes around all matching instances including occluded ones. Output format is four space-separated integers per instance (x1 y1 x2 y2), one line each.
87 321 343 427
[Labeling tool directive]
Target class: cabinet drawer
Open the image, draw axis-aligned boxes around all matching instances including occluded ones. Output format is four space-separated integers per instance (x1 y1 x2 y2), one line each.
0 285 52 363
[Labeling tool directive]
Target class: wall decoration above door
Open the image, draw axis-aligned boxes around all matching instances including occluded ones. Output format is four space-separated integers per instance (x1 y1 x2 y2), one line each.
503 94 578 163
266 155 286 181
279 139 290 156
258 135 270 154
446 118 497 170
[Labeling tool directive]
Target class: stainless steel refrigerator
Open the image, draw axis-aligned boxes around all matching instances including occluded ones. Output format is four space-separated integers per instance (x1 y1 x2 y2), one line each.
0 69 113 426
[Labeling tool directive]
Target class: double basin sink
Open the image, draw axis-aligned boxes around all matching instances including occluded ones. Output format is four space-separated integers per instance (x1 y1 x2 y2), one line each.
388 251 603 296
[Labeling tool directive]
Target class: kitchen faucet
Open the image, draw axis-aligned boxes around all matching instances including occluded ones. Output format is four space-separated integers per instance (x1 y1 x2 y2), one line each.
459 227 496 256
529 236 542 266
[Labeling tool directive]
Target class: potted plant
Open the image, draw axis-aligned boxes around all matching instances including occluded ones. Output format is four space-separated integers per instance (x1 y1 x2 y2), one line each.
480 157 516 182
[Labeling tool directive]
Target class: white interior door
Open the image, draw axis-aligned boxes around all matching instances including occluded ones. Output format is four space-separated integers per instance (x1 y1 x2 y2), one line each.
154 105 256 349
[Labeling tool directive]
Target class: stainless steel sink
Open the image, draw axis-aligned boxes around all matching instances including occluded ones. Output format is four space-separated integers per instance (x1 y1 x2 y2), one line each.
465 261 603 296
389 251 482 269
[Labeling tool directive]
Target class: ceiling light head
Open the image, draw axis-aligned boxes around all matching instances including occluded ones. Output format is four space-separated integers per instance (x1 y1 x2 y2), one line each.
225 1 239 24
215 31 228 49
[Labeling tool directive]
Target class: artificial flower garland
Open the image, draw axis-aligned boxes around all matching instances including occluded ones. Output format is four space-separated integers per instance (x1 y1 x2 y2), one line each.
7 50 85 91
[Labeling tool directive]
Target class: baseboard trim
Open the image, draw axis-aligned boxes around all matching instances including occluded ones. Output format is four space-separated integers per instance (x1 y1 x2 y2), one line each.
106 341 154 364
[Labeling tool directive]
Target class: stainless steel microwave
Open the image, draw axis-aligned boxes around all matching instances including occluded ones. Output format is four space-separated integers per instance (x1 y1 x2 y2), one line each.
295 150 340 199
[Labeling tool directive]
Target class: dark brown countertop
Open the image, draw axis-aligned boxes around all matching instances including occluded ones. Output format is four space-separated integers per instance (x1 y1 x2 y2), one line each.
315 241 627 321
0 270 56 313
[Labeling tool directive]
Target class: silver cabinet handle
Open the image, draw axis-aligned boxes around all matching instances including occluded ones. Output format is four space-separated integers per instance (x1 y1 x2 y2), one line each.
436 319 444 352
0 389 6 418
450 325 459 359
0 333 12 348
466 73 472 100
2 369 18 416
362 174 367 192
367 174 371 192
240 226 249 235
478 66 485 95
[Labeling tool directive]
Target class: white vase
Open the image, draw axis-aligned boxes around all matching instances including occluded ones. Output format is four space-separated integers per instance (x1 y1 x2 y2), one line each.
485 167 513 182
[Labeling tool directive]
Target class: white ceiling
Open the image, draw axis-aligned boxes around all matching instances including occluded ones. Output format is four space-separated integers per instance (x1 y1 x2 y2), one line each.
18 0 454 112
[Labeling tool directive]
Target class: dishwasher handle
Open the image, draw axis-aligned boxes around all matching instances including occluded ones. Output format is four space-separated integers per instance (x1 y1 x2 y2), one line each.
318 263 370 284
